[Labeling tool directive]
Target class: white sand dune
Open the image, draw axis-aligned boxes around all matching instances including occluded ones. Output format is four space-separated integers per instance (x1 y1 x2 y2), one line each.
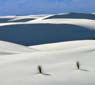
0 13 95 84
8 15 45 22
0 40 35 54
30 40 95 51
0 15 46 23
0 40 95 85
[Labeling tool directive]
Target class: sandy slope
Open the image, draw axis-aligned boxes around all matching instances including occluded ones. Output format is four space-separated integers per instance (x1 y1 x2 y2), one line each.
0 40 35 54
0 40 95 85
30 40 95 51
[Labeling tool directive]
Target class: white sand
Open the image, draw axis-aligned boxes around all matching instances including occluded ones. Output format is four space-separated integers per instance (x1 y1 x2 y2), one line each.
0 13 95 85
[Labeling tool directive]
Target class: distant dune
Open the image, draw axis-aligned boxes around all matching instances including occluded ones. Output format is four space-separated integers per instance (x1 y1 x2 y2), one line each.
0 12 95 46
0 15 45 23
45 12 95 20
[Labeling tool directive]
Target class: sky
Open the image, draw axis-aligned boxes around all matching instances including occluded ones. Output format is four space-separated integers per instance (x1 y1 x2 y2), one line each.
0 0 95 15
